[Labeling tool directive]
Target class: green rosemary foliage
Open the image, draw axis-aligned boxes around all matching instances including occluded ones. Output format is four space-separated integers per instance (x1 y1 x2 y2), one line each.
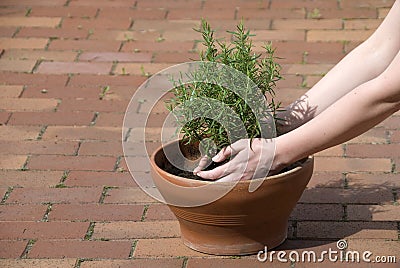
166 19 282 156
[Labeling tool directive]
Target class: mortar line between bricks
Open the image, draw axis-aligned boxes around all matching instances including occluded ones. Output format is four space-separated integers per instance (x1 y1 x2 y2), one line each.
4 112 12 125
20 239 37 259
128 240 137 259
397 222 400 240
21 155 30 171
140 204 150 221
31 59 43 74
181 257 189 268
36 125 48 140
94 8 101 19
64 0 71 7
41 203 53 222
12 26 21 38
267 0 272 9
90 112 99 126
113 156 122 171
84 222 96 240
342 203 348 221
123 128 132 142
337 0 342 10
74 259 83 268
1 186 13 204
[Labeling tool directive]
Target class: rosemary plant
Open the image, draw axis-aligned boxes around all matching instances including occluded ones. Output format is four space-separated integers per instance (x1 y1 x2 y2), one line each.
166 20 282 158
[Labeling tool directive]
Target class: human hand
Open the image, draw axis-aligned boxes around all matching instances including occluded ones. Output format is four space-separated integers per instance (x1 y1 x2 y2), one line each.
193 138 278 182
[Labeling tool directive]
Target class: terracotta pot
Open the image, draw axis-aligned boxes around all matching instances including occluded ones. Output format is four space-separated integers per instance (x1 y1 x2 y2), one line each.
150 140 314 255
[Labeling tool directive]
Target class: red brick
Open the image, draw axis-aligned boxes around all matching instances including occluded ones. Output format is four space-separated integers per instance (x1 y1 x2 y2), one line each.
0 72 68 87
80 259 184 268
204 0 269 9
61 17 131 31
391 130 400 143
237 8 306 19
98 8 167 20
0 112 11 125
187 258 284 268
0 37 48 49
0 259 76 268
300 187 393 204
114 63 170 75
78 141 123 156
0 241 27 258
28 240 132 259
0 59 37 72
348 204 400 221
93 220 179 239
134 238 207 257
57 99 128 112
93 113 124 127
0 27 18 37
88 29 160 41
8 111 94 126
42 126 121 141
67 74 146 88
272 19 342 30
297 221 397 239
346 239 400 257
0 170 63 188
347 173 400 188
0 204 47 221
0 85 24 98
17 27 88 39
0 155 27 169
152 52 200 63
3 49 77 61
48 39 121 52
79 52 152 62
308 30 374 42
0 0 67 6
27 155 116 171
103 187 157 204
0 17 60 27
0 126 37 140
344 19 382 30
0 141 79 155
137 0 202 9
341 0 395 8
50 204 144 221
29 6 98 18
145 204 176 221
69 0 133 7
36 62 112 75
0 98 58 112
22 85 100 99
6 187 103 204
0 6 26 17
252 30 306 41
314 157 392 172
346 143 400 158
309 9 377 19
121 41 195 53
65 171 136 187
290 204 343 221
0 221 89 239
271 0 338 8
283 63 334 75
347 128 388 144
307 171 344 188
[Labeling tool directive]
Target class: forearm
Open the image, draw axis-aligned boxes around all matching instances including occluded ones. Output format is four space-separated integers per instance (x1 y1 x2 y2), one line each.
275 78 400 167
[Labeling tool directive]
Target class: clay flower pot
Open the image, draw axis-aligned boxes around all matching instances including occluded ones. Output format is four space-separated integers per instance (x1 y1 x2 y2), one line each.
150 140 314 255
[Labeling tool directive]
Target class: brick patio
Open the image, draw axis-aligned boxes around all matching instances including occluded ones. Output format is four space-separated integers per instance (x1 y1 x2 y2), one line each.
0 0 399 267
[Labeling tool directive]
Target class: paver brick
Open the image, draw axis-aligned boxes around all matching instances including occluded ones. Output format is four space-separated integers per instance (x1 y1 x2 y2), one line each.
8 111 95 126
0 85 24 98
348 204 400 221
0 221 89 240
0 241 27 258
65 171 136 187
78 141 123 156
48 39 121 52
28 240 132 259
16 27 88 39
103 187 157 204
145 204 176 221
80 259 184 268
0 170 63 188
42 126 122 141
0 72 68 87
0 17 61 27
0 38 49 49
314 157 392 172
0 141 79 155
272 19 342 30
67 74 146 88
6 187 103 204
134 238 208 257
0 98 58 112
36 62 112 75
0 27 18 37
3 49 78 62
92 221 180 239
307 30 374 42
0 155 27 169
27 155 116 171
79 52 152 62
29 6 98 18
0 259 76 268
49 204 144 221
237 8 306 19
0 204 47 221
0 59 37 73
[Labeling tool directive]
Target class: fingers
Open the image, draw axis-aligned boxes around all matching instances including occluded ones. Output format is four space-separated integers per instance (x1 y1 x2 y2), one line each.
193 155 210 175
211 146 233 163
196 162 232 180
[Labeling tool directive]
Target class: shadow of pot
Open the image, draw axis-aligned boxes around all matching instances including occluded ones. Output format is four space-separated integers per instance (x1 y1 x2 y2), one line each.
150 140 314 255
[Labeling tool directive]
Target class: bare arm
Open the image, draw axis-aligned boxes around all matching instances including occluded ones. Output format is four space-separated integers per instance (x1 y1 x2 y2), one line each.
275 51 400 170
278 0 400 133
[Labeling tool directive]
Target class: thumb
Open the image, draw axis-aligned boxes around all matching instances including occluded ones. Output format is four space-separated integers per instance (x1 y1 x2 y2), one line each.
212 146 233 163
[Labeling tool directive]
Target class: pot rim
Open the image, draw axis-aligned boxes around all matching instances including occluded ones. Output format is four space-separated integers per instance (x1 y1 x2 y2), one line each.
150 139 313 185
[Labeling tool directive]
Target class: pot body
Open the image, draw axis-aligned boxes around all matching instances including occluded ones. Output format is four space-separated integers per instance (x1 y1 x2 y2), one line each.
150 140 314 255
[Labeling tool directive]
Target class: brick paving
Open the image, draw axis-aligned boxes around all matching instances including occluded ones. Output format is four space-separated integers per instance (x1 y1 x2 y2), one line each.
0 0 399 267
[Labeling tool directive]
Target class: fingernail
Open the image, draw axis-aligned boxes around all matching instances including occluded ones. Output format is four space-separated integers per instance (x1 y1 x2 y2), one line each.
212 155 219 162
